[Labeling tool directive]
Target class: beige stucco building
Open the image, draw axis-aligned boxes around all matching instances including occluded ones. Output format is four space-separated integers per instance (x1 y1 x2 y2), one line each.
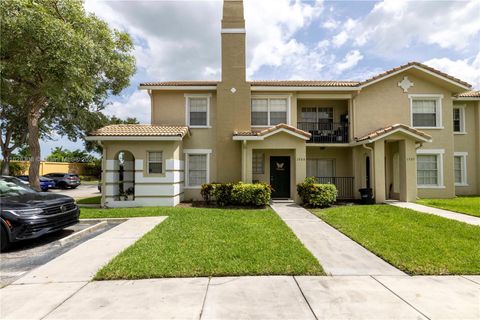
87 0 480 208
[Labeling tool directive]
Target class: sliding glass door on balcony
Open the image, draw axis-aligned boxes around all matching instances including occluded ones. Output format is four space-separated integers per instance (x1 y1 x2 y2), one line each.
298 107 348 143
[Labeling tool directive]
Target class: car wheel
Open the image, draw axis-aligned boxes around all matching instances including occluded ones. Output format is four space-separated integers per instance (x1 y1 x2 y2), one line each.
58 182 68 189
70 186 78 189
1 226 10 252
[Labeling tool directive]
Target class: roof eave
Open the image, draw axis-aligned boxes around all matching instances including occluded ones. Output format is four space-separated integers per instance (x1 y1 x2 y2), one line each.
85 136 184 141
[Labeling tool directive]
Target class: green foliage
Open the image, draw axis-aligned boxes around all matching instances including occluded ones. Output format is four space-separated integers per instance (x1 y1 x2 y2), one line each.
45 147 94 163
201 182 271 207
0 161 27 176
297 178 337 208
231 183 272 207
0 0 136 181
82 160 102 178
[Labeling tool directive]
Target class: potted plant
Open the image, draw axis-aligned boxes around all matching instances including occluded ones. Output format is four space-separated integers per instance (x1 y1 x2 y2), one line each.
125 186 135 201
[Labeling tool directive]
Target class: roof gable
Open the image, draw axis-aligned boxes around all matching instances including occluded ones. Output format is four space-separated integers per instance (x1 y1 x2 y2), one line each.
233 124 311 141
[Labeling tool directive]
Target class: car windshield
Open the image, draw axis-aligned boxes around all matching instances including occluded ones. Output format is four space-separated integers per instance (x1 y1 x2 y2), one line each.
0 177 37 197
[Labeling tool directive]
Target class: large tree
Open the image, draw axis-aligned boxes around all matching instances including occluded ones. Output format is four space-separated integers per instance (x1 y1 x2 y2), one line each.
1 0 135 190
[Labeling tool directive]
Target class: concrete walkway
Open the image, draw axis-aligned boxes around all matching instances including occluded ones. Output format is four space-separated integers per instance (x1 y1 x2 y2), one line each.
271 202 404 276
1 217 166 320
388 201 480 226
1 275 479 319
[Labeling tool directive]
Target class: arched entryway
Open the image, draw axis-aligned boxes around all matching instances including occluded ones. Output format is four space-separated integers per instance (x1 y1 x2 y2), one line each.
114 151 135 201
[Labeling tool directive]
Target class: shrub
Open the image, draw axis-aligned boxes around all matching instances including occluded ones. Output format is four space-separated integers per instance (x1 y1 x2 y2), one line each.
200 182 271 207
297 178 337 208
231 182 271 207
212 183 234 206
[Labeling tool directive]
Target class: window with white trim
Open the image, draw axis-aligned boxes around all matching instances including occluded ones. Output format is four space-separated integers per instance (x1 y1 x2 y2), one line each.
251 97 288 126
186 96 209 127
147 152 163 174
411 98 440 128
186 154 208 187
453 107 465 133
417 151 444 187
252 153 264 174
454 153 467 186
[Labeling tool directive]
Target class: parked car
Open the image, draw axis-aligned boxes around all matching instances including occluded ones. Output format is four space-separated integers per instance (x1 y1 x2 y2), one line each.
16 175 56 192
43 173 81 189
0 176 80 251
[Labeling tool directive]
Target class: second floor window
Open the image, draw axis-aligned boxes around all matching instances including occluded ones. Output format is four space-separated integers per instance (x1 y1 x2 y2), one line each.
187 96 209 127
251 98 288 126
411 97 441 128
453 107 465 133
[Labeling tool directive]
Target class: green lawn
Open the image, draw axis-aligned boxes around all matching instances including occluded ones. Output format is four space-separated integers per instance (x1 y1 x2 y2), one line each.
77 196 101 205
417 197 480 218
312 205 480 275
89 207 324 280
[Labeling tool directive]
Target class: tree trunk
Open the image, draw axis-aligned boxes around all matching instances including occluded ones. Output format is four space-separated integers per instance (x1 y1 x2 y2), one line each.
1 152 10 175
27 99 43 191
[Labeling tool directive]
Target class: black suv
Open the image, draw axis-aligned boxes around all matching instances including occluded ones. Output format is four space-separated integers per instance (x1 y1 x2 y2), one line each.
0 176 80 251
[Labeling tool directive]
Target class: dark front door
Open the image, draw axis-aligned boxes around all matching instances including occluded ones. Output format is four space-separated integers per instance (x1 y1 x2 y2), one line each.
270 156 291 198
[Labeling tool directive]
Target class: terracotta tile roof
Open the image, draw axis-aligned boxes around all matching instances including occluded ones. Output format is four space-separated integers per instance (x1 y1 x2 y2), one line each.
140 81 218 87
140 62 471 89
355 124 431 142
89 124 190 137
249 80 359 87
456 90 480 98
359 62 472 88
233 123 311 138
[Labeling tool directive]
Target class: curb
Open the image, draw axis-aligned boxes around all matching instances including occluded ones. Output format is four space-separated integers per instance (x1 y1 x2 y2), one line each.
57 221 108 246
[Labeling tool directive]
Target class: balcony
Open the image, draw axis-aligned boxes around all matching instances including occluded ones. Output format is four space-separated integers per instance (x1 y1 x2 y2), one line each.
297 122 349 143
315 177 355 200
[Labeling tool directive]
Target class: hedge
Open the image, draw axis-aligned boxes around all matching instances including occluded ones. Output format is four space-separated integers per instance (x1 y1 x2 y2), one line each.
201 182 271 207
297 177 337 208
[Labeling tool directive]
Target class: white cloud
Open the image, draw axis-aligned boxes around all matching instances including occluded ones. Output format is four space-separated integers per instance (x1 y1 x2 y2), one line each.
424 52 480 89
335 50 364 73
332 31 348 47
339 0 480 54
322 18 338 30
104 91 151 124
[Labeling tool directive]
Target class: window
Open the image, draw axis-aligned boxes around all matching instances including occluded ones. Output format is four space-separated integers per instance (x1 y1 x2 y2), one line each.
453 106 465 133
251 99 268 126
185 149 211 188
410 95 442 128
301 107 333 130
454 152 467 186
416 150 444 187
147 152 163 174
306 159 335 177
252 153 264 174
251 97 289 126
186 95 210 127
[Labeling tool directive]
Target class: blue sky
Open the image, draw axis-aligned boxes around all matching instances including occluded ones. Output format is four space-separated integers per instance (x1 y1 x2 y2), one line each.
40 0 480 157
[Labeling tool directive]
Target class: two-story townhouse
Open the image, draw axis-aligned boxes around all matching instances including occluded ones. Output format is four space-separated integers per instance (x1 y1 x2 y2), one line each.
87 0 480 208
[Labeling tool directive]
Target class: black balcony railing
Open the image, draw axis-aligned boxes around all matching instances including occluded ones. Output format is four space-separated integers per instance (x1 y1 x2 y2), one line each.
316 177 355 200
298 122 349 143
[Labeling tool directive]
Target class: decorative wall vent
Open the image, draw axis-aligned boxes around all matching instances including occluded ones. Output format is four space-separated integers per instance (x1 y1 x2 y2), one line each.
398 76 414 93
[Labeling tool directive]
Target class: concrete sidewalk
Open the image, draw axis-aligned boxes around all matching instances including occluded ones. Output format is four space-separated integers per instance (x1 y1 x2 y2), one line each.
388 201 480 226
271 202 404 276
1 275 478 319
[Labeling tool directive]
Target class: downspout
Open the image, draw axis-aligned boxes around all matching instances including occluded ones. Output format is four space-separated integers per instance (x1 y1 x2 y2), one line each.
100 141 106 208
362 143 375 199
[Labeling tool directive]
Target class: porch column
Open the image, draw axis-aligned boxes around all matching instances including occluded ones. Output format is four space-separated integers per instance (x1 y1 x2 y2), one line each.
399 139 417 202
374 140 386 203
294 147 307 203
241 141 253 183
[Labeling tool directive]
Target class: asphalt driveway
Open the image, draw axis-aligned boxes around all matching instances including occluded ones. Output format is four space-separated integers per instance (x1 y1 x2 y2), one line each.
0 220 122 287
48 184 99 200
